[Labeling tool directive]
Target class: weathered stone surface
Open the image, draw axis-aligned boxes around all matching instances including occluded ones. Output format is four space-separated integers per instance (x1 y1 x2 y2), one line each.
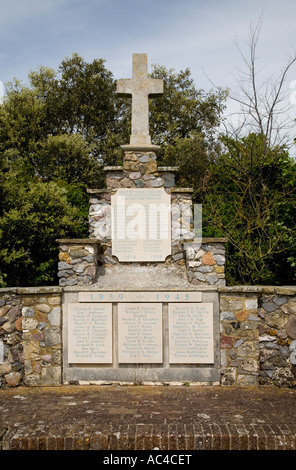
201 253 216 266
220 367 236 386
58 261 71 271
35 304 51 314
289 350 296 365
129 171 142 180
48 307 61 327
163 173 175 188
197 266 212 273
286 316 296 339
119 177 135 187
123 161 140 172
215 255 225 265
44 327 61 347
241 358 257 372
0 362 12 375
22 318 38 330
229 299 244 311
40 366 61 386
205 274 219 285
22 307 34 317
0 305 11 316
8 306 21 323
5 371 21 387
149 177 163 187
262 300 278 313
288 301 296 315
271 367 296 388
2 321 14 333
69 248 89 259
146 159 157 173
14 317 22 331
134 179 145 188
235 310 249 321
265 312 287 330
59 252 70 261
245 299 258 310
220 335 234 349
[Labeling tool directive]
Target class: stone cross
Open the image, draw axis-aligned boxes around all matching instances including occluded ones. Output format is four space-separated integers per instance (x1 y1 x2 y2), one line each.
117 53 163 147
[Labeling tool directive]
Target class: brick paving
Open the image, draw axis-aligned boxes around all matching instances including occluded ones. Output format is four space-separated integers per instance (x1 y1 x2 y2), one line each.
0 384 296 451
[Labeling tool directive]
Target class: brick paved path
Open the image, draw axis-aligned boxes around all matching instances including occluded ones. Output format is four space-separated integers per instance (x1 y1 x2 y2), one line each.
1 385 296 450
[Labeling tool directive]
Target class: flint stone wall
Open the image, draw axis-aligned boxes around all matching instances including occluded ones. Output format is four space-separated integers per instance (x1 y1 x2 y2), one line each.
1 286 296 388
87 151 194 270
0 287 62 388
56 239 101 287
220 286 296 388
185 240 227 287
86 150 227 286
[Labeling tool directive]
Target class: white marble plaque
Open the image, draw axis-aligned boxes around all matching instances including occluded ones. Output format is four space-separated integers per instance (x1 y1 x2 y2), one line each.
68 303 112 363
169 303 214 364
118 303 162 363
79 291 202 303
111 188 171 262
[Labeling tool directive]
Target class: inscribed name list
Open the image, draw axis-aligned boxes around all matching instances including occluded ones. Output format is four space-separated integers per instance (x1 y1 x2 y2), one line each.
118 303 162 363
169 303 214 364
111 188 171 261
68 303 112 363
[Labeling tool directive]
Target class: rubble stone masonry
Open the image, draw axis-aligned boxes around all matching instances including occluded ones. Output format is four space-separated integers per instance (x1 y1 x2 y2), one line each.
1 286 296 389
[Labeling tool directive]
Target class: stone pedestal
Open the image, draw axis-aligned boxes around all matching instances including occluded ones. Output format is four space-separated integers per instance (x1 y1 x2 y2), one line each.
86 150 228 287
57 52 229 385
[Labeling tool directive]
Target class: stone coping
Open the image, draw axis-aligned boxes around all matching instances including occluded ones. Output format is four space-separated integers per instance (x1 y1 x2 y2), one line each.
120 144 161 153
1 285 295 295
103 166 123 171
87 187 193 193
218 285 296 294
56 238 101 244
103 166 179 172
0 286 63 294
87 188 114 194
185 238 228 243
169 187 193 193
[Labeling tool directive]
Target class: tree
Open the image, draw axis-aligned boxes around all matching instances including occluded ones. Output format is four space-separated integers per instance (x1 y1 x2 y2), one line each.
0 54 126 187
202 133 296 285
149 65 227 195
225 15 296 149
0 176 87 287
0 54 227 287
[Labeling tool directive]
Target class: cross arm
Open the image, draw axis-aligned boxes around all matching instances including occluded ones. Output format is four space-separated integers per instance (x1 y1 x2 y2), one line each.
148 79 163 98
117 79 133 97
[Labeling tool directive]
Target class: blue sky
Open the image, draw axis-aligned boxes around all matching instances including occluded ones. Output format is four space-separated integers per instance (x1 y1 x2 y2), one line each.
0 0 296 141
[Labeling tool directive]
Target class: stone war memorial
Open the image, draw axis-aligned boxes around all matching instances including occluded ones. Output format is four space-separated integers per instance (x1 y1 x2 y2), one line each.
1 53 296 389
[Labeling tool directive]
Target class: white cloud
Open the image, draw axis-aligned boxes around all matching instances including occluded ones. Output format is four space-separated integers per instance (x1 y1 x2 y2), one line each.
0 0 296 106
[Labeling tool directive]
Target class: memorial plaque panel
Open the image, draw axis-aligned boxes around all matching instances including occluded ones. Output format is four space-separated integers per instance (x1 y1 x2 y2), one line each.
169 303 214 364
68 303 112 363
111 188 171 261
79 291 202 302
118 303 162 363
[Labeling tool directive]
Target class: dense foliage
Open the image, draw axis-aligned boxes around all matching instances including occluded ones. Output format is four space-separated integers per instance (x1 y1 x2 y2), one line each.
201 134 296 285
0 53 295 287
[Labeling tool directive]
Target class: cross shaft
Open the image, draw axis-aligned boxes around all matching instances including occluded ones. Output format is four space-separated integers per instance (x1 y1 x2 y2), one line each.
117 53 163 147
